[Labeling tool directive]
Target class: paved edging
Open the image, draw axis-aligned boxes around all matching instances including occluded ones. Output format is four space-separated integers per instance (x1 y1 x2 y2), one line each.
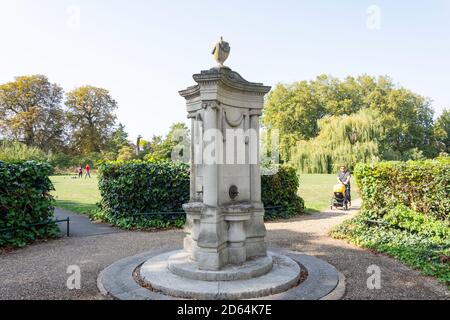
98 248 344 300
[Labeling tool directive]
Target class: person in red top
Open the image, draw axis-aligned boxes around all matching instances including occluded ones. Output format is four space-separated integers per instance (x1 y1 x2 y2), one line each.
85 164 91 179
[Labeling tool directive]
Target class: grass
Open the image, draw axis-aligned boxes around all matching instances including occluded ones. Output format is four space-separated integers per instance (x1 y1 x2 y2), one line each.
50 173 359 216
50 175 101 215
298 174 359 213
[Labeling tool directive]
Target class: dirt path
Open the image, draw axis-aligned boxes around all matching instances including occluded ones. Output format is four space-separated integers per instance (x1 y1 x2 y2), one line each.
0 201 448 300
266 199 449 300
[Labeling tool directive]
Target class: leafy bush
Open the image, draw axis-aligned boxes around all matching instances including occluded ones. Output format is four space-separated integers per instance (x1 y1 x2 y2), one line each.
0 140 46 162
0 161 59 247
96 160 190 230
384 205 450 240
96 161 305 230
332 159 450 286
331 208 450 286
262 165 305 219
355 160 449 221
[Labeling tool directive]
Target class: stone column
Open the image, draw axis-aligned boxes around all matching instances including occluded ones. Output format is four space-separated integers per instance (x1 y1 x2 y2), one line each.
246 110 267 258
195 101 228 270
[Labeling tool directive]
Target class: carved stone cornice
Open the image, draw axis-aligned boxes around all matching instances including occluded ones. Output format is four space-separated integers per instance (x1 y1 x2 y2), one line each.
179 67 271 100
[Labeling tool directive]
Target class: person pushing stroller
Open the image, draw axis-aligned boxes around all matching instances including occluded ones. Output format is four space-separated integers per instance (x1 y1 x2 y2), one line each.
337 165 351 207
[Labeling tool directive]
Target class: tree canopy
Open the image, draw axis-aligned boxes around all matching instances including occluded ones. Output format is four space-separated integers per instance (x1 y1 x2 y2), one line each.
263 74 436 164
0 75 66 152
66 85 118 154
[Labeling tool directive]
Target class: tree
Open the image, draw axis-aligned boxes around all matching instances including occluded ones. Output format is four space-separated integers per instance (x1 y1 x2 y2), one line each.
434 109 450 154
142 122 190 162
291 109 382 173
116 145 135 161
263 74 436 161
0 75 66 152
105 123 129 157
66 86 117 154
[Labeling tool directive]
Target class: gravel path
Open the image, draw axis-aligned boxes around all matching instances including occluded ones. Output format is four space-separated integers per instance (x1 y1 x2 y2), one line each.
0 202 448 300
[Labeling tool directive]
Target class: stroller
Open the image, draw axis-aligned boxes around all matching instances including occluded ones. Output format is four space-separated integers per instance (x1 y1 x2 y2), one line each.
330 183 349 210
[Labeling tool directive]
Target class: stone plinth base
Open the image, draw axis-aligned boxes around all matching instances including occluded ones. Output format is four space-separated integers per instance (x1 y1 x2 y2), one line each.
97 249 345 300
139 251 298 299
168 251 273 281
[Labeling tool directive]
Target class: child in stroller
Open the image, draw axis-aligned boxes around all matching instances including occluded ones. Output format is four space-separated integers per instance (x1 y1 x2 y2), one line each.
331 165 352 210
331 183 349 210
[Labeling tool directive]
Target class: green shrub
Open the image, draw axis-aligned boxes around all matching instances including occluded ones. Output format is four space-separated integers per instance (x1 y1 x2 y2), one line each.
331 209 450 286
0 161 59 247
383 205 450 240
0 140 46 162
332 159 450 286
97 160 190 230
262 165 305 219
355 160 449 221
97 161 305 229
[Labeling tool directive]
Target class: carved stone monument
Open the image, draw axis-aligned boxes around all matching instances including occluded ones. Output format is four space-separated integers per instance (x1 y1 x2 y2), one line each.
98 38 343 300
179 37 271 272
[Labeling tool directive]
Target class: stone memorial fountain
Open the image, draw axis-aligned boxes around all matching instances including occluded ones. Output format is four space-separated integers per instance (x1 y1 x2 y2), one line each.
98 38 343 300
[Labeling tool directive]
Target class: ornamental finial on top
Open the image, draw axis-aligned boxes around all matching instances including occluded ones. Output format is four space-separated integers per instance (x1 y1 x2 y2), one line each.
212 36 230 68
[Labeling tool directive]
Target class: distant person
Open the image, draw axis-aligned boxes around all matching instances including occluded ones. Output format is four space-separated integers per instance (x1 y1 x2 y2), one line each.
85 164 91 179
77 165 83 179
337 165 351 207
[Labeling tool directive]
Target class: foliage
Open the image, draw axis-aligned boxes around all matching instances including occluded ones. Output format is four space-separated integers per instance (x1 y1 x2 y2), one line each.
105 123 132 159
96 160 190 230
262 165 305 219
331 207 450 286
0 140 47 162
262 74 436 162
434 109 450 154
0 161 59 247
384 204 449 240
116 145 135 161
331 159 450 286
141 122 190 162
291 109 381 173
96 161 305 229
0 75 66 153
355 160 449 221
66 85 118 154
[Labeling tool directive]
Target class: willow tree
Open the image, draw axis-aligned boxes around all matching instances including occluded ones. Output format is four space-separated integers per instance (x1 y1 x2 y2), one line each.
262 74 435 162
291 109 382 173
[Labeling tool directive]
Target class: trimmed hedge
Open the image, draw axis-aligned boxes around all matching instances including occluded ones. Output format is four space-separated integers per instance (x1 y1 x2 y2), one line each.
331 159 450 286
97 161 305 229
262 165 305 219
355 160 449 221
0 161 58 247
97 161 190 229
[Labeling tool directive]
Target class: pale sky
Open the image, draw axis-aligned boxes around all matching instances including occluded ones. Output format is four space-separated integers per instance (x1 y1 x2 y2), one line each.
1 0 449 142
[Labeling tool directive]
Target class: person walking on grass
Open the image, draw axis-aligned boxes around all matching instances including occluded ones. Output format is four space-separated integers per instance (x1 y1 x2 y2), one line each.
337 165 351 207
77 165 83 179
85 164 91 179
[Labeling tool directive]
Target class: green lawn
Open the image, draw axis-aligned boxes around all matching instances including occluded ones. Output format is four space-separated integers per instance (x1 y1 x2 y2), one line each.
50 173 359 216
50 175 101 215
298 174 359 213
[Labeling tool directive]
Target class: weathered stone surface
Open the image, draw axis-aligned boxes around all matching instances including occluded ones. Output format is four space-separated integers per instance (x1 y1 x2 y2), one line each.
168 250 273 281
98 249 344 300
180 66 271 270
140 251 300 300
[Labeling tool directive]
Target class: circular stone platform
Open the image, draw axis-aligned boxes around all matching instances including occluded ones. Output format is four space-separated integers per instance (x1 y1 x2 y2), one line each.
168 251 274 281
141 251 299 299
98 248 345 300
